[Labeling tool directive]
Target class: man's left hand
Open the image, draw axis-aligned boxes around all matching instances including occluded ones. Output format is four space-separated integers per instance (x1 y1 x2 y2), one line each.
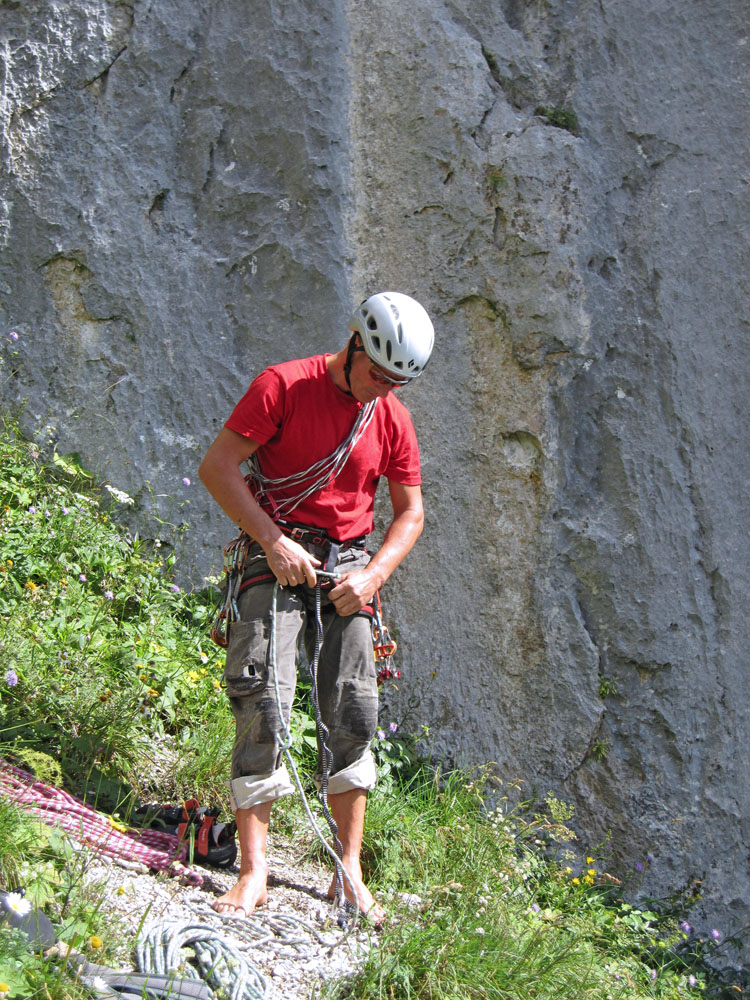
329 569 378 616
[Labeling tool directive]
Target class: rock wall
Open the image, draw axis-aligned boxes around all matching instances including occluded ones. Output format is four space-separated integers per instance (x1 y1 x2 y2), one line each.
1 0 747 965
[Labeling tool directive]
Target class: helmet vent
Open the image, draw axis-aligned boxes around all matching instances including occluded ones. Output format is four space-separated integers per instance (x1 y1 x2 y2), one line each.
396 322 404 343
371 335 381 351
367 316 378 330
394 360 403 370
386 340 392 361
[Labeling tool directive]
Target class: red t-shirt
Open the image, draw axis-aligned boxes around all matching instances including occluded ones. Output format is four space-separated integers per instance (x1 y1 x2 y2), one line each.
225 354 421 540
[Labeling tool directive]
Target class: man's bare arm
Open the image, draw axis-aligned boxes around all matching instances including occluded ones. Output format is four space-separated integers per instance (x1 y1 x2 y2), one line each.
329 481 424 616
198 427 320 586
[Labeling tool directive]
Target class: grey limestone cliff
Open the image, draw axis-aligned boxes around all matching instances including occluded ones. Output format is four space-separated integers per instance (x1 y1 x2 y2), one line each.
1 0 748 965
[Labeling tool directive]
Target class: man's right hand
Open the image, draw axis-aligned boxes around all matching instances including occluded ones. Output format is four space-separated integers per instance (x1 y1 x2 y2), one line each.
263 534 321 588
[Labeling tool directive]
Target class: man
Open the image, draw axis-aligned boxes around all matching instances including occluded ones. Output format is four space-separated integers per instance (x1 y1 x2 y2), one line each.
198 291 433 923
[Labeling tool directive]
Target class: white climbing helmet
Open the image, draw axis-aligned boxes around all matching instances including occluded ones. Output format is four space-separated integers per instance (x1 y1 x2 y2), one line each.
349 292 434 380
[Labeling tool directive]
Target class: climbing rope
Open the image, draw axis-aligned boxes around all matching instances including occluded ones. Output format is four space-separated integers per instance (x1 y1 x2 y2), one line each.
245 400 378 520
269 578 361 930
137 920 267 1000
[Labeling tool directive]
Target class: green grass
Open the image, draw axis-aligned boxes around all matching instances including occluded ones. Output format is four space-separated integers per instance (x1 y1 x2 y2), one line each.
0 417 740 1000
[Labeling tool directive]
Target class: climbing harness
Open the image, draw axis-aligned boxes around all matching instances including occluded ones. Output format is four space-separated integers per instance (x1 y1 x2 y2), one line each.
210 397 377 649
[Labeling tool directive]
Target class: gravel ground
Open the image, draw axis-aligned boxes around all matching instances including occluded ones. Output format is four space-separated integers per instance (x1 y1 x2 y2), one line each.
81 835 375 1000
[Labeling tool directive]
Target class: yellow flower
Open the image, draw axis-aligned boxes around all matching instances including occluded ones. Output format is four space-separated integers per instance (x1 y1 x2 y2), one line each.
565 866 573 874
89 935 103 950
212 679 222 690
0 981 10 999
586 856 595 864
188 670 201 683
587 868 597 877
199 652 209 664
140 673 149 682
584 875 594 886
116 886 126 896
147 688 160 698
572 877 580 885
25 581 37 591
60 577 68 586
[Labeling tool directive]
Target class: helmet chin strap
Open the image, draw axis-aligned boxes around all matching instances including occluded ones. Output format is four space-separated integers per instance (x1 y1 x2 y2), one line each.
343 333 365 393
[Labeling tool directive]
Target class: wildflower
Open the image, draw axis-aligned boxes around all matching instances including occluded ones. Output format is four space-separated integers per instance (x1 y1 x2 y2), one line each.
116 887 126 896
9 330 19 341
650 969 657 980
572 877 580 885
688 975 698 987
104 590 114 600
28 505 36 514
89 935 103 950
199 651 208 664
565 866 573 874
5 892 31 916
531 903 540 913
171 584 180 593
61 506 69 515
587 868 597 877
475 927 485 935
377 729 386 740
0 982 9 999
147 688 160 698
5 669 18 687
182 477 191 486
105 485 135 505
635 862 643 872
79 573 87 582
25 580 37 591
389 721 398 733
681 921 692 934
212 679 222 690
188 670 200 683
140 673 149 682
91 977 109 992
45 510 51 518
137 704 152 717
711 928 721 941
586 856 595 864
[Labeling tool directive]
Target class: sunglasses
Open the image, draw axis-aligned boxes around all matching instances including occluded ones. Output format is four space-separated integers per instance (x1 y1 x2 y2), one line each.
367 362 411 387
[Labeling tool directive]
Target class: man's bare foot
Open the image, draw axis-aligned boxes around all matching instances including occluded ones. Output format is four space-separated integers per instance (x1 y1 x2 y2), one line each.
327 869 386 928
213 868 268 918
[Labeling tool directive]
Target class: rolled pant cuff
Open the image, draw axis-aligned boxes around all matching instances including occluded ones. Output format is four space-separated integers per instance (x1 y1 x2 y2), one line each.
317 749 378 795
230 765 295 810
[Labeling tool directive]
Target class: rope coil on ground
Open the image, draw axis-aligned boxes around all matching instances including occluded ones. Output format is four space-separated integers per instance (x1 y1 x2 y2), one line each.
137 920 268 1000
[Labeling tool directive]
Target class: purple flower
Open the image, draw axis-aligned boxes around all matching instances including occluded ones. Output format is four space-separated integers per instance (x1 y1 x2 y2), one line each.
61 507 69 515
377 729 385 740
5 669 18 687
171 584 180 593
182 477 191 486
688 975 698 987
9 330 19 342
681 921 691 934
531 903 540 913
650 969 657 981
711 929 721 941
104 590 114 600
389 721 398 733
28 505 37 514
79 574 87 582
635 862 643 872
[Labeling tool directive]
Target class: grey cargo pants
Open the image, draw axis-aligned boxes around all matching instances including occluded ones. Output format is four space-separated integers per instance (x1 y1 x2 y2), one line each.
224 540 379 811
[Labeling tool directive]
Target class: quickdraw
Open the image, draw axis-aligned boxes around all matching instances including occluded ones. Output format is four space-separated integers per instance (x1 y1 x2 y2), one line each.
209 534 254 648
372 590 401 685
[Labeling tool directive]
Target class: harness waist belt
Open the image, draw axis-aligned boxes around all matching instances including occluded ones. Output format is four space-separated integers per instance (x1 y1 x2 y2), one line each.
275 519 368 550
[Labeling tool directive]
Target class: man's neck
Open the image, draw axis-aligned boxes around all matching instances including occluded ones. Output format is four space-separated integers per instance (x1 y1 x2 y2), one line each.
327 347 351 394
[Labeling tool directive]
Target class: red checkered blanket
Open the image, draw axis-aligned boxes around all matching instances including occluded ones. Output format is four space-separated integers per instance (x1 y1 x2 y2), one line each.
0 758 204 885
